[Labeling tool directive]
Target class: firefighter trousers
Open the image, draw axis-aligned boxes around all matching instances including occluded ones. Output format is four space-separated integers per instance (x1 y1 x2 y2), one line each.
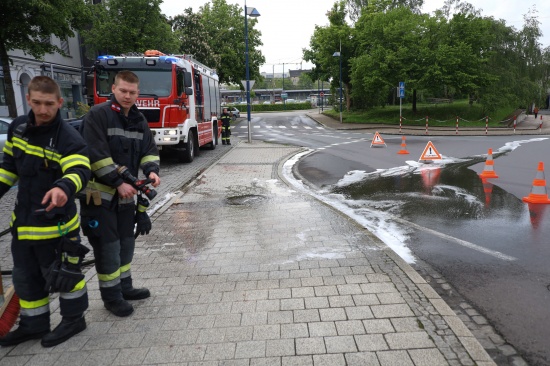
221 124 231 143
80 202 136 303
11 236 88 333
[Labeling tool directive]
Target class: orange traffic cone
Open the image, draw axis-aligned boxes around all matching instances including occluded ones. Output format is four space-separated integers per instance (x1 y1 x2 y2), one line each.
480 177 493 207
522 162 550 204
397 136 409 154
479 148 499 179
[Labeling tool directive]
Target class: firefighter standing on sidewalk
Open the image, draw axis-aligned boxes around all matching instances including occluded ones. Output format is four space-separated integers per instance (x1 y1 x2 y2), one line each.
221 108 232 145
79 70 160 317
0 76 91 347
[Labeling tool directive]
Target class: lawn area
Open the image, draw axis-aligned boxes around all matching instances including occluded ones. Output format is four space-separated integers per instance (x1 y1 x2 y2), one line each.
323 100 519 127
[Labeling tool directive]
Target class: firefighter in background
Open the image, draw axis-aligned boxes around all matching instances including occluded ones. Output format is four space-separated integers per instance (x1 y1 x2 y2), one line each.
79 70 160 317
221 108 232 145
0 76 91 347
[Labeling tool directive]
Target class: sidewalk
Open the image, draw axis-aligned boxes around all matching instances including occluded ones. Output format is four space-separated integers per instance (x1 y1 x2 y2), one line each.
306 110 550 135
0 140 496 365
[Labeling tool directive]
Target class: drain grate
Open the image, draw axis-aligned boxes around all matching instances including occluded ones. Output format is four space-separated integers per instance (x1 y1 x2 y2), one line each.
226 194 267 206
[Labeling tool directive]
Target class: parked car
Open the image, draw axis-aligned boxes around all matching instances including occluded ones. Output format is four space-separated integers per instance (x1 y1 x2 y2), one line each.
0 117 14 163
228 107 240 119
66 118 83 131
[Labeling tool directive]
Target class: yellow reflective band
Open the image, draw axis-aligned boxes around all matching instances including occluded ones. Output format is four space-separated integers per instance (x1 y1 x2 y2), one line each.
20 296 49 310
140 155 160 165
60 154 91 172
12 137 62 162
91 157 116 171
88 180 116 194
65 173 83 193
17 214 80 240
3 141 13 156
0 168 18 186
10 212 15 227
98 269 120 282
120 263 131 274
71 279 86 293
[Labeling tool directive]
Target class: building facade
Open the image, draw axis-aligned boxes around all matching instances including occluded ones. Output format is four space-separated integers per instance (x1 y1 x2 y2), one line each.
0 33 83 118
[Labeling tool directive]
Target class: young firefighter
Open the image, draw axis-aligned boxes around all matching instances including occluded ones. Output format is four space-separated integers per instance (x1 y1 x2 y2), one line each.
0 76 91 347
220 108 232 145
79 70 160 317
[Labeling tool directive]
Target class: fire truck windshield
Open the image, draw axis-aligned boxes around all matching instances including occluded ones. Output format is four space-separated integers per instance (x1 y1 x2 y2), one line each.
96 69 172 97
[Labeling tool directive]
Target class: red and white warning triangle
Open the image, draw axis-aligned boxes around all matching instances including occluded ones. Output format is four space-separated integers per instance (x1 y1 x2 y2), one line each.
419 141 442 161
370 131 387 147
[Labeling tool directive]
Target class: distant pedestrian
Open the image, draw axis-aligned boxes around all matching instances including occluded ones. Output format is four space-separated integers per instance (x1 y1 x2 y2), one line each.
534 106 539 119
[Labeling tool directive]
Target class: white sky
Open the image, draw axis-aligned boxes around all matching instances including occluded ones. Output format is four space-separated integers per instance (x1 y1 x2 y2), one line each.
159 0 550 74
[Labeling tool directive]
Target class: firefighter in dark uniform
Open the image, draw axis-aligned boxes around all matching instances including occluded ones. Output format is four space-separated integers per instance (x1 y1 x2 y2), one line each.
79 70 160 317
220 108 231 145
0 76 91 347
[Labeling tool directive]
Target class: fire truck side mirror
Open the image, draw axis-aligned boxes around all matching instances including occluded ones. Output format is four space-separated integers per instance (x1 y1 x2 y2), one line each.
184 72 193 87
185 87 193 96
173 98 181 105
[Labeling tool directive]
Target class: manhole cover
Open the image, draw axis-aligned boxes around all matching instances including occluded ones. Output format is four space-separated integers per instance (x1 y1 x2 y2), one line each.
226 194 267 206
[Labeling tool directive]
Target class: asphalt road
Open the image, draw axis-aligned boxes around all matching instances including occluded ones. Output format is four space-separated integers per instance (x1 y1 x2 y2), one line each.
232 111 550 366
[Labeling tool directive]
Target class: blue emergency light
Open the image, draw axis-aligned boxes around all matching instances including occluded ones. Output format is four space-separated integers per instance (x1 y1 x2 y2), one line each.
159 56 179 64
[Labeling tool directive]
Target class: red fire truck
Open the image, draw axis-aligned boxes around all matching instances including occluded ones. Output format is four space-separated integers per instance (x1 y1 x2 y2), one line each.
93 50 221 162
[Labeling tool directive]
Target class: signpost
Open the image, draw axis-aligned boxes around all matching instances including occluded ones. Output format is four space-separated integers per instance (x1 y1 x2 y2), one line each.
398 82 405 124
320 92 324 112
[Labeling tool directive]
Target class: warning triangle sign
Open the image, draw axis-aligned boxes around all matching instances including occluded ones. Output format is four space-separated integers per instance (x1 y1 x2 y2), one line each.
419 141 442 161
370 131 387 147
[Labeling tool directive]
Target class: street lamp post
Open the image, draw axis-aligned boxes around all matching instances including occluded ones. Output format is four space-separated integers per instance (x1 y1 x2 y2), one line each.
332 41 343 124
245 1 260 143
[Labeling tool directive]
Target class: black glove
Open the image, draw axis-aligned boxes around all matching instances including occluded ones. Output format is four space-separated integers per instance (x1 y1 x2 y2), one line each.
44 236 89 293
135 195 152 236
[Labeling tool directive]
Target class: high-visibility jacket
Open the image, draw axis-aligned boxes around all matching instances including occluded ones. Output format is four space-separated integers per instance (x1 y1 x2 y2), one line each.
79 97 160 206
220 112 231 126
0 111 91 241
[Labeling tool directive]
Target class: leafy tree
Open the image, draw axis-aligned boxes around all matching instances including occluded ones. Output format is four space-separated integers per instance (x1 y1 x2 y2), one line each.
0 0 90 117
81 0 178 58
170 0 265 86
303 1 354 110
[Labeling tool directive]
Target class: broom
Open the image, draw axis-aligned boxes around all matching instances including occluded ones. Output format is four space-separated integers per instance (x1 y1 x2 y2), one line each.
0 226 20 337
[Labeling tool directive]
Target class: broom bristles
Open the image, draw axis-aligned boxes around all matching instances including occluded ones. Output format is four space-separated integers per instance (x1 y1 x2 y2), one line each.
0 287 20 337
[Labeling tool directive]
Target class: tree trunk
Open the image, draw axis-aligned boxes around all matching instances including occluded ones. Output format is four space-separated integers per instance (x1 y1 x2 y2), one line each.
0 42 18 117
412 89 417 113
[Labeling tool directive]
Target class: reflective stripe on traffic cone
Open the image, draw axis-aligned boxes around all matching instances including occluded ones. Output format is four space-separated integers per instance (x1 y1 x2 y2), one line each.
526 202 548 229
479 148 499 179
522 162 550 204
397 136 409 155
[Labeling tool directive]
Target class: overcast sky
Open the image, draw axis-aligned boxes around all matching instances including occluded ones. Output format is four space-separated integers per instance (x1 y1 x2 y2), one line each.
159 0 550 74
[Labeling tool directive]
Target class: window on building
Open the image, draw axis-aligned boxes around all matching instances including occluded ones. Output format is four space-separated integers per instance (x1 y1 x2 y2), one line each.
60 38 70 55
39 35 51 45
0 78 7 106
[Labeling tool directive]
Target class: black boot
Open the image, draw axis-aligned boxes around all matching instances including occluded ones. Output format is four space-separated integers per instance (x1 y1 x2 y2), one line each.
41 316 86 347
227 140 231 145
222 140 226 145
0 327 49 347
121 276 150 300
104 299 134 317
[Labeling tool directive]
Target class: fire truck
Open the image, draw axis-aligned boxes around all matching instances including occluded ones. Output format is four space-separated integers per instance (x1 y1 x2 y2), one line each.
93 50 221 162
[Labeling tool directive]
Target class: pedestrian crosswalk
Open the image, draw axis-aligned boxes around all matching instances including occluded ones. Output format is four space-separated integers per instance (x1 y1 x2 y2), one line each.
238 125 325 130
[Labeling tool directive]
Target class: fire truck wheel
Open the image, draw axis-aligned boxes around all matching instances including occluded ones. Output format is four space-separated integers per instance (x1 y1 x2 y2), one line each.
180 130 195 163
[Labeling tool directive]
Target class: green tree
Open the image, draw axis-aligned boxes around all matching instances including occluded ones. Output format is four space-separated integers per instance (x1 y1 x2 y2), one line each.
303 1 354 110
170 0 265 86
0 0 90 117
81 0 178 58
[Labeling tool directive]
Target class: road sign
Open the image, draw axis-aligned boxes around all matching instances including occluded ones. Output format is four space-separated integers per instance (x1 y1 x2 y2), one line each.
399 81 405 89
281 93 288 99
240 80 255 91
398 81 405 99
370 131 387 148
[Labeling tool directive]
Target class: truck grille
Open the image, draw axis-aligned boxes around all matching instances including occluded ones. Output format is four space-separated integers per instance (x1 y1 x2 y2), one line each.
139 108 160 123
